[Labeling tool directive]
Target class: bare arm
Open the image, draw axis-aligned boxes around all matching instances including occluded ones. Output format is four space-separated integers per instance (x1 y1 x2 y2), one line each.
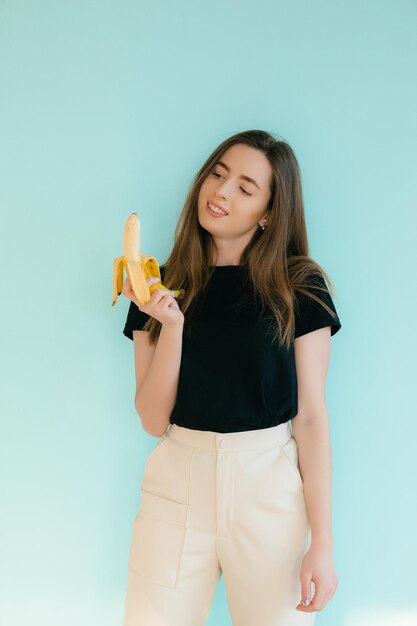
122 273 185 438
292 325 333 551
292 325 339 612
135 321 184 437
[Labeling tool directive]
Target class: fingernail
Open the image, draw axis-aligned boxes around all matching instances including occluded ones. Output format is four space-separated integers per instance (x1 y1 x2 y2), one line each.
302 597 310 606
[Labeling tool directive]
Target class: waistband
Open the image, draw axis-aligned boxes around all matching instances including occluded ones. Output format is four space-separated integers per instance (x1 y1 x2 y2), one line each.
167 421 293 453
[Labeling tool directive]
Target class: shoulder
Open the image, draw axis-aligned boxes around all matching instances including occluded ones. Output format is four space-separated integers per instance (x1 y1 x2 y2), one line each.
293 270 342 339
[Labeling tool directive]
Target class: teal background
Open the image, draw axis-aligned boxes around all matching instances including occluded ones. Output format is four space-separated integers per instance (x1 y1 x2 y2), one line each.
1 1 416 624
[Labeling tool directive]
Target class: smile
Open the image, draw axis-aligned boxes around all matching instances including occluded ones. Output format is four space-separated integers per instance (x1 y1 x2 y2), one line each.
206 202 228 217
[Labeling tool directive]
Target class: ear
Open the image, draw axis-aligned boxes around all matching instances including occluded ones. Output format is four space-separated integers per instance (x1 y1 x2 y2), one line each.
262 210 271 227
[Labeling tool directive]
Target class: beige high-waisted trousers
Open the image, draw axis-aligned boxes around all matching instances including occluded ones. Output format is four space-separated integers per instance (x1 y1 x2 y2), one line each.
122 421 315 626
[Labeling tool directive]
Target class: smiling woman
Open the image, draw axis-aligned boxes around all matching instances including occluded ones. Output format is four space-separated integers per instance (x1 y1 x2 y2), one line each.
120 129 342 625
196 143 274 265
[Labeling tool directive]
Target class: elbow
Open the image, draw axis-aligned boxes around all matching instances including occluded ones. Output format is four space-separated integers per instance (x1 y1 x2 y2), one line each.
134 393 170 438
149 424 170 438
141 416 169 438
142 418 170 438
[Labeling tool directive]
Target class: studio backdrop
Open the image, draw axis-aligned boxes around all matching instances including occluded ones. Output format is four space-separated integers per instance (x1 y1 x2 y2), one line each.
1 1 416 625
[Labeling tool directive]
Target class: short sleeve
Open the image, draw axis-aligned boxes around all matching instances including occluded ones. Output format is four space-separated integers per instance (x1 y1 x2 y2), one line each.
123 301 152 340
294 273 341 339
122 265 166 340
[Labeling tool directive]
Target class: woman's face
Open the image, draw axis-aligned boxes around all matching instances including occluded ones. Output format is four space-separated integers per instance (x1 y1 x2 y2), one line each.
197 143 273 262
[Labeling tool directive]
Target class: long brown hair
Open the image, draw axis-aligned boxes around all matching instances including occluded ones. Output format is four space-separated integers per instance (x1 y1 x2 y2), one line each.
142 129 339 350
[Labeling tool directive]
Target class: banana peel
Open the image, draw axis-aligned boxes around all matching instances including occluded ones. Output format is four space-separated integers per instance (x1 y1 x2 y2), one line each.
112 212 185 306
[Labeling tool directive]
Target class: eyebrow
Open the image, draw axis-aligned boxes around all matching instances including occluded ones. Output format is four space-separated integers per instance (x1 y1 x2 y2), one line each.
215 160 260 190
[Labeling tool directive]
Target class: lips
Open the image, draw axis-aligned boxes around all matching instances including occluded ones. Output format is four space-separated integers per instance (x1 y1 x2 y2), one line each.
207 201 229 215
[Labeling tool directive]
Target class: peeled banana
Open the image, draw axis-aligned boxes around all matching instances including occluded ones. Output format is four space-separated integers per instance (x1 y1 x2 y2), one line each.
112 212 184 306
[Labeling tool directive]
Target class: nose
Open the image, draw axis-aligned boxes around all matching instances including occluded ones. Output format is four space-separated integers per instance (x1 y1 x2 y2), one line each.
214 180 230 199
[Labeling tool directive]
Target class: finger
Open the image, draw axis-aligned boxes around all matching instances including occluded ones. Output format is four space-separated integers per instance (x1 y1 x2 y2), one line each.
308 588 328 612
151 285 177 299
121 278 132 297
126 276 158 306
147 276 166 296
299 576 314 607
309 582 335 612
146 275 161 284
144 288 176 312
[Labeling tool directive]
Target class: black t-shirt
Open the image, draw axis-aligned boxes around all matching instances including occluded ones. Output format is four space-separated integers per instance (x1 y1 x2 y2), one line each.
123 265 341 433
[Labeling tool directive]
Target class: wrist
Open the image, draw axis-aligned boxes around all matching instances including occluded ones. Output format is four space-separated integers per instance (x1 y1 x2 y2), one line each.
162 319 184 330
310 533 334 551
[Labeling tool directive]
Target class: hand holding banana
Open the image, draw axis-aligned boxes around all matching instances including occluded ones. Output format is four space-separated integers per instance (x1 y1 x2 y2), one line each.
112 212 185 307
122 274 185 327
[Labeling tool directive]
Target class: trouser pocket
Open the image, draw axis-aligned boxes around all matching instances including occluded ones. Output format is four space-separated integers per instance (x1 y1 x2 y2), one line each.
279 436 303 487
146 431 169 462
128 488 190 588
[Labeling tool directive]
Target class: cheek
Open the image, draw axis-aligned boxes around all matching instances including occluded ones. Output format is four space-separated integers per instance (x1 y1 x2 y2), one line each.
198 180 209 202
198 191 206 211
235 205 264 227
199 179 217 207
248 203 265 220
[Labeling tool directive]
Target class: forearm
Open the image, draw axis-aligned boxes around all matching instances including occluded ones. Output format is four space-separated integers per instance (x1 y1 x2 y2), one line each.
135 322 183 437
292 415 334 550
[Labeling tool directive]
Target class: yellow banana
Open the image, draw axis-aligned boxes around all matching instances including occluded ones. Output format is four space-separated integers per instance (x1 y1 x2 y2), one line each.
112 212 184 306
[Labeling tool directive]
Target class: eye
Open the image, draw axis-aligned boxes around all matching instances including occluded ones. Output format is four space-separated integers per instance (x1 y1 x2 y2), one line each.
210 170 252 197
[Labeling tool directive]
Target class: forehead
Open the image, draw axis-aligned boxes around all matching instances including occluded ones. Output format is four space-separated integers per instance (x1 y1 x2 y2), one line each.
217 144 272 190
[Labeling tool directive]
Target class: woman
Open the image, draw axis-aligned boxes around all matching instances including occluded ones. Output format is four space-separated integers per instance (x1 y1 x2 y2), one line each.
121 130 341 625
